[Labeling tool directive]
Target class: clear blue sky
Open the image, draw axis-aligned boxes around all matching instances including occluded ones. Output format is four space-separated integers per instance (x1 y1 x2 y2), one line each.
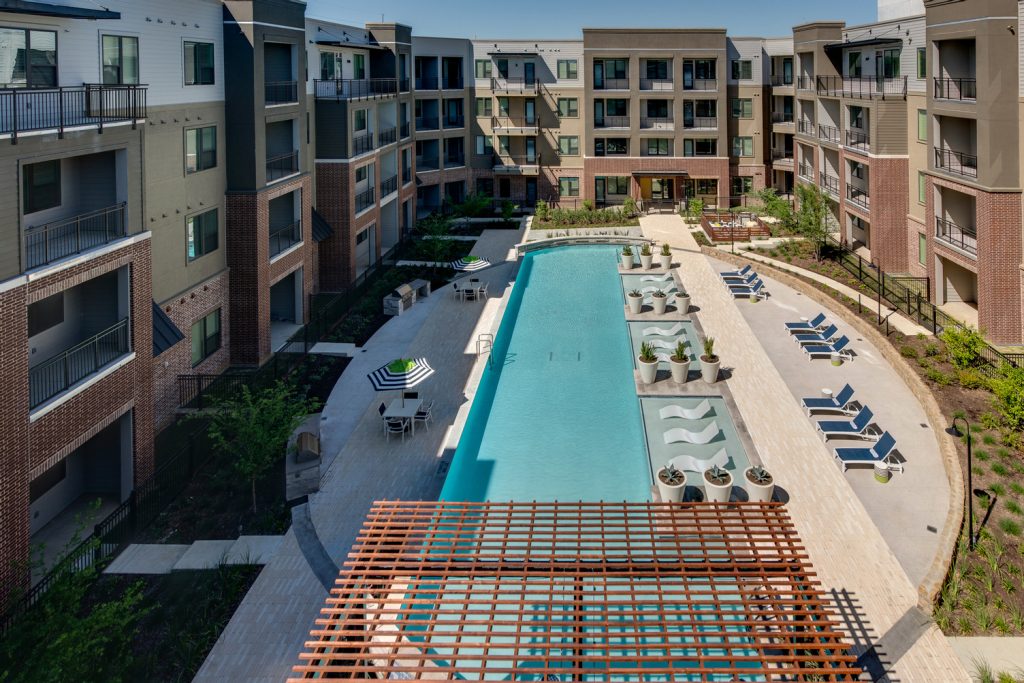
305 0 877 39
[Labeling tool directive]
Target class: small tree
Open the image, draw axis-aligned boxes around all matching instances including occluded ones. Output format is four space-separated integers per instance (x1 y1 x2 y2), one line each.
416 213 453 267
991 364 1024 432
755 188 794 226
456 191 492 218
622 196 639 217
685 198 704 224
793 183 830 260
501 200 518 223
534 199 550 222
207 382 320 514
939 325 986 369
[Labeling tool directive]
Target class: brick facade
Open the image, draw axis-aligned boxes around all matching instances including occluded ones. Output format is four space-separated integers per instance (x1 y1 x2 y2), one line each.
583 156 731 204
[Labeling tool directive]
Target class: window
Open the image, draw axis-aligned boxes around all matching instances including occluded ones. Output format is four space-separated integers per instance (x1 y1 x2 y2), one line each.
731 176 753 196
28 292 63 337
320 52 342 80
917 109 927 142
475 97 492 117
595 138 627 156
557 59 578 80
475 59 492 79
495 59 508 78
847 51 862 78
918 172 927 205
599 59 628 80
0 28 57 88
29 459 66 504
475 135 492 156
187 209 219 261
354 109 367 132
604 177 630 195
353 53 365 80
558 136 579 156
559 177 580 196
184 41 215 85
476 178 494 196
185 126 217 173
731 98 753 119
683 138 717 157
23 160 61 214
191 309 221 366
849 106 865 129
851 162 864 180
645 59 669 80
731 60 752 80
646 138 670 156
497 97 509 115
880 48 901 78
918 233 927 265
355 227 369 244
101 34 139 85
917 48 926 79
557 98 578 118
732 136 753 157
356 165 370 183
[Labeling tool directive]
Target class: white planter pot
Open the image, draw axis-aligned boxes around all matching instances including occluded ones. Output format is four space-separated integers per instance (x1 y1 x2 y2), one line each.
675 295 691 315
638 357 659 384
659 254 673 270
669 357 690 384
703 471 733 503
744 468 775 503
621 254 634 270
652 296 668 315
700 356 721 384
656 468 687 503
640 254 654 269
627 295 643 315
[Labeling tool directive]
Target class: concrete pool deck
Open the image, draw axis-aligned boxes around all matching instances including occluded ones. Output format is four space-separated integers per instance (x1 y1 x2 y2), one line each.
640 213 968 682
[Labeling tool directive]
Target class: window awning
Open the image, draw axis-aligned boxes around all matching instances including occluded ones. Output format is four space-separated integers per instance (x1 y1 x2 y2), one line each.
824 37 903 60
311 208 333 243
0 0 120 19
315 40 388 51
486 51 539 58
152 301 185 357
632 170 689 177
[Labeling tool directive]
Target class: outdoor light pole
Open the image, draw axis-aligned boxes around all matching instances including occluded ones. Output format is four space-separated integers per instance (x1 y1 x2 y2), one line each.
952 416 976 550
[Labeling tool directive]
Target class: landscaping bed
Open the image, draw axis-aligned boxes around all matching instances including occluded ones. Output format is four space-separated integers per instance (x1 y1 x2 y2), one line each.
532 202 640 230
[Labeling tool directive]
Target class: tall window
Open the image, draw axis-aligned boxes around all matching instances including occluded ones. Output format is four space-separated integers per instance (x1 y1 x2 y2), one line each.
731 60 752 80
645 59 669 80
879 49 901 78
731 98 753 119
732 136 753 157
184 41 215 85
557 98 578 118
353 53 365 79
23 160 61 214
185 126 217 173
731 176 753 196
683 138 717 157
917 109 927 141
646 138 670 156
475 59 492 79
187 209 219 261
102 35 139 85
354 109 367 132
557 60 578 79
320 52 342 80
559 177 580 196
917 48 926 79
191 309 221 367
475 135 493 156
0 28 57 88
918 233 927 265
475 97 492 117
918 172 927 205
497 97 509 115
558 136 579 156
847 51 862 78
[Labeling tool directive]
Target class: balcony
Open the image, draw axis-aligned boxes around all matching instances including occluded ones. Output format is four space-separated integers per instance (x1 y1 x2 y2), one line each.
492 116 539 135
594 78 629 91
379 126 397 146
381 174 398 197
492 154 541 175
846 185 870 212
416 155 439 172
0 85 147 141
772 150 794 169
818 124 840 145
444 153 465 168
30 318 130 410
443 114 465 129
816 76 907 100
771 75 795 88
596 116 630 129
683 78 717 91
641 117 674 130
24 203 126 270
401 122 411 139
797 76 815 91
491 77 539 95
819 171 840 198
415 76 439 90
683 117 716 130
415 116 439 131
640 78 673 91
313 79 398 100
266 151 299 182
797 120 815 136
355 187 376 214
933 78 976 102
935 147 978 179
772 112 795 124
442 77 464 90
269 220 302 258
798 163 814 182
846 129 870 151
936 217 977 255
352 133 374 156
265 80 298 105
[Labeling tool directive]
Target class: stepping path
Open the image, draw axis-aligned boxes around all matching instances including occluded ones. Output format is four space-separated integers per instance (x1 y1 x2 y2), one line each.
103 536 284 574
641 214 968 682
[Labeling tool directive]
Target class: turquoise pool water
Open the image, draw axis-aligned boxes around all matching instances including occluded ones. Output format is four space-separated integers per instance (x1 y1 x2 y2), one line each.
441 246 652 502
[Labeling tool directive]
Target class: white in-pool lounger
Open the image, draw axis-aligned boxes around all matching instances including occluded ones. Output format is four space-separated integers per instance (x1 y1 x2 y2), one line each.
642 322 685 337
641 273 674 283
659 399 712 421
663 421 720 445
668 448 729 474
647 338 687 351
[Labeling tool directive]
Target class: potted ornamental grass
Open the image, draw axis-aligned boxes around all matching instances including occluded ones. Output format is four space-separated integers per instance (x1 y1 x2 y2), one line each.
659 243 673 270
637 340 659 385
627 289 644 315
669 339 690 384
656 464 687 503
651 289 668 316
703 465 733 503
700 336 720 384
744 466 775 503
621 245 634 270
639 243 654 269
675 288 691 315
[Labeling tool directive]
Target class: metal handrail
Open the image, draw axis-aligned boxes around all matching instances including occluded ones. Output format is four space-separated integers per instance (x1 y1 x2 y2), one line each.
596 115 630 128
269 220 302 257
0 84 147 141
798 163 814 181
683 78 717 91
352 133 374 156
594 78 629 90
640 78 674 91
491 77 539 94
846 129 870 149
355 187 376 213
935 217 977 255
797 120 815 135
641 116 674 129
934 147 978 178
24 202 127 269
933 77 976 101
493 153 541 167
492 116 539 129
415 116 439 131
265 80 298 104
313 78 398 100
772 112 795 123
381 174 398 196
816 75 907 100
266 151 299 181
378 126 397 146
683 116 717 129
846 185 870 211
29 318 131 408
443 115 465 128
819 171 840 197
818 124 841 144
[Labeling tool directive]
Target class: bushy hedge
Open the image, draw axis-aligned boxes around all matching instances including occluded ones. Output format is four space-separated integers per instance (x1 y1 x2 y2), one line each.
534 199 638 228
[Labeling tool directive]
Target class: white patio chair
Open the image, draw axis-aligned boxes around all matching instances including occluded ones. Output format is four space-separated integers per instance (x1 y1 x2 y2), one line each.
659 399 712 421
663 421 720 445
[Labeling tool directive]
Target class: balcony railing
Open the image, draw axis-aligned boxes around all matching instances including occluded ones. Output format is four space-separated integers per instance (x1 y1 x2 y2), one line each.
415 116 439 131
797 120 815 136
399 78 411 92
0 84 147 141
444 154 465 168
352 133 374 156
266 151 299 181
493 153 541 170
846 129 870 149
772 149 794 163
683 78 717 91
415 76 439 90
936 217 977 255
416 156 439 172
492 116 538 131
400 122 411 139
24 203 127 270
683 117 717 130
378 126 397 146
771 75 795 87
935 147 978 178
846 185 870 211
265 80 298 105
819 171 840 197
595 78 629 90
797 76 815 91
640 78 674 91
313 78 398 100
596 116 630 128
798 163 814 181
30 318 130 409
933 77 976 102
443 114 465 129
381 174 398 197
442 78 464 90
772 112 795 124
355 187 376 213
818 124 841 144
269 220 302 258
641 116 674 129
491 77 539 94
816 76 907 100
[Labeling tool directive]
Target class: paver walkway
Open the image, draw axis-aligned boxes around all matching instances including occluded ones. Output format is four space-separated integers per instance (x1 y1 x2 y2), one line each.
641 214 968 681
104 536 284 574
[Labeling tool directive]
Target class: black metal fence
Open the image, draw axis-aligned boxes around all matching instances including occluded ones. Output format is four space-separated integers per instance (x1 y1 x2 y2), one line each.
0 84 147 141
29 319 130 409
269 220 302 258
24 202 127 269
266 151 299 182
264 80 298 104
313 78 398 100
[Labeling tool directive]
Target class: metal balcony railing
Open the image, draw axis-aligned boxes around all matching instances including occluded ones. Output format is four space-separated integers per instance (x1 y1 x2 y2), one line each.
492 116 538 130
24 202 127 269
378 126 397 146
818 124 841 144
797 120 816 136
641 116 674 129
269 220 302 258
355 187 376 213
935 147 978 178
443 114 465 128
816 76 907 100
595 78 629 90
933 77 976 102
415 76 439 90
444 154 465 168
415 116 439 131
491 77 539 94
683 78 717 91
30 318 130 409
772 149 794 162
265 80 298 105
596 116 630 128
846 129 870 149
819 171 840 197
640 78 673 91
352 133 374 156
772 112 795 123
0 84 147 141
442 77 464 90
313 78 398 100
798 163 814 181
797 76 815 91
683 116 717 129
846 185 870 211
266 151 299 181
381 174 398 197
493 153 541 168
935 217 977 255
771 75 795 87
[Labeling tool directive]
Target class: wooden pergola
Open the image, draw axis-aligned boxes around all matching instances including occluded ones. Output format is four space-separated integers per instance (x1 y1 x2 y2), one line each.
291 501 862 681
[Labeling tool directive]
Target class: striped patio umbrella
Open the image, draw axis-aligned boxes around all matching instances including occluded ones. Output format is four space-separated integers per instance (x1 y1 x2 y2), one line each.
367 358 435 392
451 256 490 272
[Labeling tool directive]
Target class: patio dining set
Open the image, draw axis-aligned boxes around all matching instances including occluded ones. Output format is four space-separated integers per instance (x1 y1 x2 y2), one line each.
452 278 489 302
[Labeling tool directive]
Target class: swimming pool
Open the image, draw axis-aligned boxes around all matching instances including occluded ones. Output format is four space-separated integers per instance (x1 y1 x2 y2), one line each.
441 246 652 502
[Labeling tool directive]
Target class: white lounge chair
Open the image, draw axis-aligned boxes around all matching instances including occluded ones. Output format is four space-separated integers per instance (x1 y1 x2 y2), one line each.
659 399 712 421
642 322 685 337
668 448 730 474
648 338 685 351
641 273 674 283
663 421 720 445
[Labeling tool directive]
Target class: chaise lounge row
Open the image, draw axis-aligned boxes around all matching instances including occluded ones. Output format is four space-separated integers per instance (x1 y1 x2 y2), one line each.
800 383 902 472
785 311 853 361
